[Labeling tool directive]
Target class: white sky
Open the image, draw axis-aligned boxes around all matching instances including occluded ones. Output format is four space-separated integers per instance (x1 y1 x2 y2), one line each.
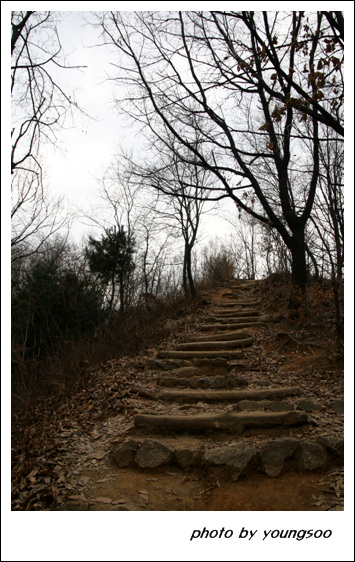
3 3 354 562
8 7 239 244
6 4 354 248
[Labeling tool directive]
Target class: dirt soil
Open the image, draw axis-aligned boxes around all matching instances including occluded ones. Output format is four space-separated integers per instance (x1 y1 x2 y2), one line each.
11 278 344 511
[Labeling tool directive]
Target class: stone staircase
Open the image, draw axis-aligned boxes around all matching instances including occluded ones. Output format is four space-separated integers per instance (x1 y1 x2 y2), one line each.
111 280 343 482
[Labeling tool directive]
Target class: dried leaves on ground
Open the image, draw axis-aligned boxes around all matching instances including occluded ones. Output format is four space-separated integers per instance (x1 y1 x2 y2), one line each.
11 279 344 511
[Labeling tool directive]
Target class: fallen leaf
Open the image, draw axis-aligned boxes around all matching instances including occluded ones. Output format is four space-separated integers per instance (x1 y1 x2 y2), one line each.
138 490 149 502
79 477 91 486
94 496 113 504
27 469 38 483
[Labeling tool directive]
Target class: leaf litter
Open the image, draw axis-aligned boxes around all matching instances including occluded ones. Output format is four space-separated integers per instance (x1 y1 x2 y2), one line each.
11 280 344 511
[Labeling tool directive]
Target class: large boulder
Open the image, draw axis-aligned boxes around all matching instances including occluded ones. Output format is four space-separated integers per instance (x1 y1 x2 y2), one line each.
260 438 299 477
203 443 257 481
298 440 328 471
134 439 173 468
111 439 141 468
174 448 203 469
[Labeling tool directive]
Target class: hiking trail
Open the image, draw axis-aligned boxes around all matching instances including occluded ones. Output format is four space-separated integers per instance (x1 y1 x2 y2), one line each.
49 279 343 511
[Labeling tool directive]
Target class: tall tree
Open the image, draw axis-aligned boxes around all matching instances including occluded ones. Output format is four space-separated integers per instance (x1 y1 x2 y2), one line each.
138 132 213 298
85 226 135 314
95 11 343 306
11 11 82 258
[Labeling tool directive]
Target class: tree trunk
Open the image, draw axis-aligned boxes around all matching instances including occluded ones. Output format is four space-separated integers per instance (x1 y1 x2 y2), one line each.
119 273 125 317
186 243 196 298
182 251 188 297
288 229 307 314
109 276 116 312
183 241 196 298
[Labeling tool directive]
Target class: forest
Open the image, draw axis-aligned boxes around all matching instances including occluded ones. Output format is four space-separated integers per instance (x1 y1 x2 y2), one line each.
11 10 344 407
10 10 345 524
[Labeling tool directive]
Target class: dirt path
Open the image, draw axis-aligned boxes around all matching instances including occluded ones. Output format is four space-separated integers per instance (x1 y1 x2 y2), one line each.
44 280 343 512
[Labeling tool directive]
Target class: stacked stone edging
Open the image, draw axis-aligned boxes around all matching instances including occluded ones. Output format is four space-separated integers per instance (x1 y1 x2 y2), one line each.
111 436 344 479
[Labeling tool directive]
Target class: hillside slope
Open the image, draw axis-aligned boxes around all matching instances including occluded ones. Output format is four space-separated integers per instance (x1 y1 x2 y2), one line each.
11 278 344 511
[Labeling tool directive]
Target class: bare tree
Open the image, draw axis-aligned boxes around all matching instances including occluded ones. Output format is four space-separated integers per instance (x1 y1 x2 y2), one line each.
308 133 344 335
11 171 71 263
11 11 83 259
11 11 83 175
83 155 178 301
138 136 214 298
94 11 343 308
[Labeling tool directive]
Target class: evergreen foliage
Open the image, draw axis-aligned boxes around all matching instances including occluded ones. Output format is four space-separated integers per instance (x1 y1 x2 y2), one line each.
12 253 104 358
85 226 136 312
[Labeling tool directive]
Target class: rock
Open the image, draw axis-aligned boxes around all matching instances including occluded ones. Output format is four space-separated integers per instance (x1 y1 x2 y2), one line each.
157 376 178 387
134 439 173 468
297 400 321 412
111 439 141 468
174 449 203 468
170 367 202 378
236 400 266 411
214 375 228 389
260 438 299 477
203 443 257 481
146 359 172 371
269 401 293 412
298 441 328 471
316 437 343 458
332 399 344 414
191 358 230 374
167 359 186 368
188 377 201 389
201 377 217 389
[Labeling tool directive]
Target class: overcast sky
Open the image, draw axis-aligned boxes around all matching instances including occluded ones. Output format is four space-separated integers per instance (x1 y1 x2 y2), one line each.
40 10 141 240
6 4 353 247
8 7 241 244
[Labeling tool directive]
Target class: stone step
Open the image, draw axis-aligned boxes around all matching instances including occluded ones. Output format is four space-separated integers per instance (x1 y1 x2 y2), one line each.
111 436 343 478
131 386 301 403
175 337 253 351
186 330 250 342
157 349 243 360
200 322 266 331
208 313 265 320
215 300 260 307
204 317 263 324
210 309 260 317
133 410 309 434
144 358 231 374
157 373 248 389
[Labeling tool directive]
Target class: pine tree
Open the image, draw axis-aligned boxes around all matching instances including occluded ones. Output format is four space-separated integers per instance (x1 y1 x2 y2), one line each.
85 226 135 314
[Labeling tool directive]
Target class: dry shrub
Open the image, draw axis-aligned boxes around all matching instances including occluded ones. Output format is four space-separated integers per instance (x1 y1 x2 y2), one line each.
263 270 292 286
199 244 236 288
11 289 201 415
